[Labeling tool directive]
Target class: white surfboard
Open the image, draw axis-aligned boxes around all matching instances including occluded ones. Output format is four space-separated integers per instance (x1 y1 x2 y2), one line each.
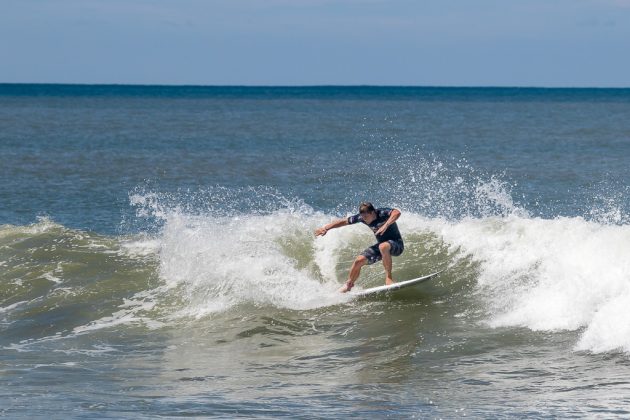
350 270 443 297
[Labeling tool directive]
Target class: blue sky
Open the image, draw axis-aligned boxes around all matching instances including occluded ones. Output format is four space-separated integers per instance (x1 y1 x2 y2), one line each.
1 0 629 86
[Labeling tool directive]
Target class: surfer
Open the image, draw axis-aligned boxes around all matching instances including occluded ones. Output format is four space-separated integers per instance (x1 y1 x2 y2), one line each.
315 202 404 292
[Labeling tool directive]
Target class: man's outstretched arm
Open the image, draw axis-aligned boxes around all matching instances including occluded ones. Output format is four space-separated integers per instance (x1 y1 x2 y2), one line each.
314 218 349 237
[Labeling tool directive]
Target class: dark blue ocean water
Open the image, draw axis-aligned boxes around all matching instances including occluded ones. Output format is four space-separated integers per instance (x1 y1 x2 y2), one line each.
2 84 629 233
2 84 630 418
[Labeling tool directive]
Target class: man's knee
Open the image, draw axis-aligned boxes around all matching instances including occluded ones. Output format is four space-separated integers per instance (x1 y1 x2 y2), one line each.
378 242 391 254
354 255 368 266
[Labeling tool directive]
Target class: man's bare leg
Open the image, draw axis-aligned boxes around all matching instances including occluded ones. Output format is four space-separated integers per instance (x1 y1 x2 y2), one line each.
379 242 394 285
340 255 368 292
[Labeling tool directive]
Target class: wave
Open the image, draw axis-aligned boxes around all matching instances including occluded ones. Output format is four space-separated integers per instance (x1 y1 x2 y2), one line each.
420 214 630 353
0 218 163 345
2 191 630 355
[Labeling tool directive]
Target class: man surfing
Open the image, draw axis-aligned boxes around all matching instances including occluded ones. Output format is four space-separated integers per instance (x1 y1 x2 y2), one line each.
314 202 404 293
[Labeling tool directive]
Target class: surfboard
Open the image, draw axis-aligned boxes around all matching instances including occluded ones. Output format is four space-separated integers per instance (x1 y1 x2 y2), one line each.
350 270 443 297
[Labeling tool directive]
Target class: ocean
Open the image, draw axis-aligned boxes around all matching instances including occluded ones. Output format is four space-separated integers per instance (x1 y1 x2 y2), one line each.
2 84 630 418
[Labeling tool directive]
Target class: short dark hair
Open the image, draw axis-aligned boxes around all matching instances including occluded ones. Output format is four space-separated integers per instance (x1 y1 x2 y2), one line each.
359 202 375 214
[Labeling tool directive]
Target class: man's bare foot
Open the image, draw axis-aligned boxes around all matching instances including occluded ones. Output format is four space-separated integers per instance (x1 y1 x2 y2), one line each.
385 278 395 285
339 281 354 293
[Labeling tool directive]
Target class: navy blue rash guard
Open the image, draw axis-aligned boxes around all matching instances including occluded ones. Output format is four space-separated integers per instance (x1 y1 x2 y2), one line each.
347 207 402 243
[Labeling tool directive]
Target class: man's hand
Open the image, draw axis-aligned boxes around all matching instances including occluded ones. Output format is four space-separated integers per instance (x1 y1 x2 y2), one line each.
314 226 328 237
375 223 389 236
375 209 400 236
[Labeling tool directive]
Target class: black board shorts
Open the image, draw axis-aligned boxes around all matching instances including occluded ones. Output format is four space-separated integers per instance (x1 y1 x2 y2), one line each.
360 239 404 265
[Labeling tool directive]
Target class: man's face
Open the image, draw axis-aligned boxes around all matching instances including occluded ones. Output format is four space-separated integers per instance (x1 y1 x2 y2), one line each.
361 210 377 224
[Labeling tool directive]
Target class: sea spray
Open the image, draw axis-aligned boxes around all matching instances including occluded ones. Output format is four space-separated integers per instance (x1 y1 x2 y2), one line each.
426 215 630 352
126 173 630 354
157 210 346 316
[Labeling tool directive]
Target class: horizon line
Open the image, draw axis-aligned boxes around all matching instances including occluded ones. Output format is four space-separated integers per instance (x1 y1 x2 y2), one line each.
1 82 630 90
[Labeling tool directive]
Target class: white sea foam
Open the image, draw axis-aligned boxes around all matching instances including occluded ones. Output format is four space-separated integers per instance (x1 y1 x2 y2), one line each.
156 209 349 318
0 300 29 314
420 214 630 353
0 216 62 239
42 272 63 284
129 184 630 353
120 236 161 257
73 294 164 334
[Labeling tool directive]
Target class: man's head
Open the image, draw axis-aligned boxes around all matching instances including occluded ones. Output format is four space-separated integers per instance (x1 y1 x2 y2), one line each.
359 202 377 223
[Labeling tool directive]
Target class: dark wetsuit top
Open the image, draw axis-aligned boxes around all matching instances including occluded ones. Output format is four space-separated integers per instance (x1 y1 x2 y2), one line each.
347 208 402 243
